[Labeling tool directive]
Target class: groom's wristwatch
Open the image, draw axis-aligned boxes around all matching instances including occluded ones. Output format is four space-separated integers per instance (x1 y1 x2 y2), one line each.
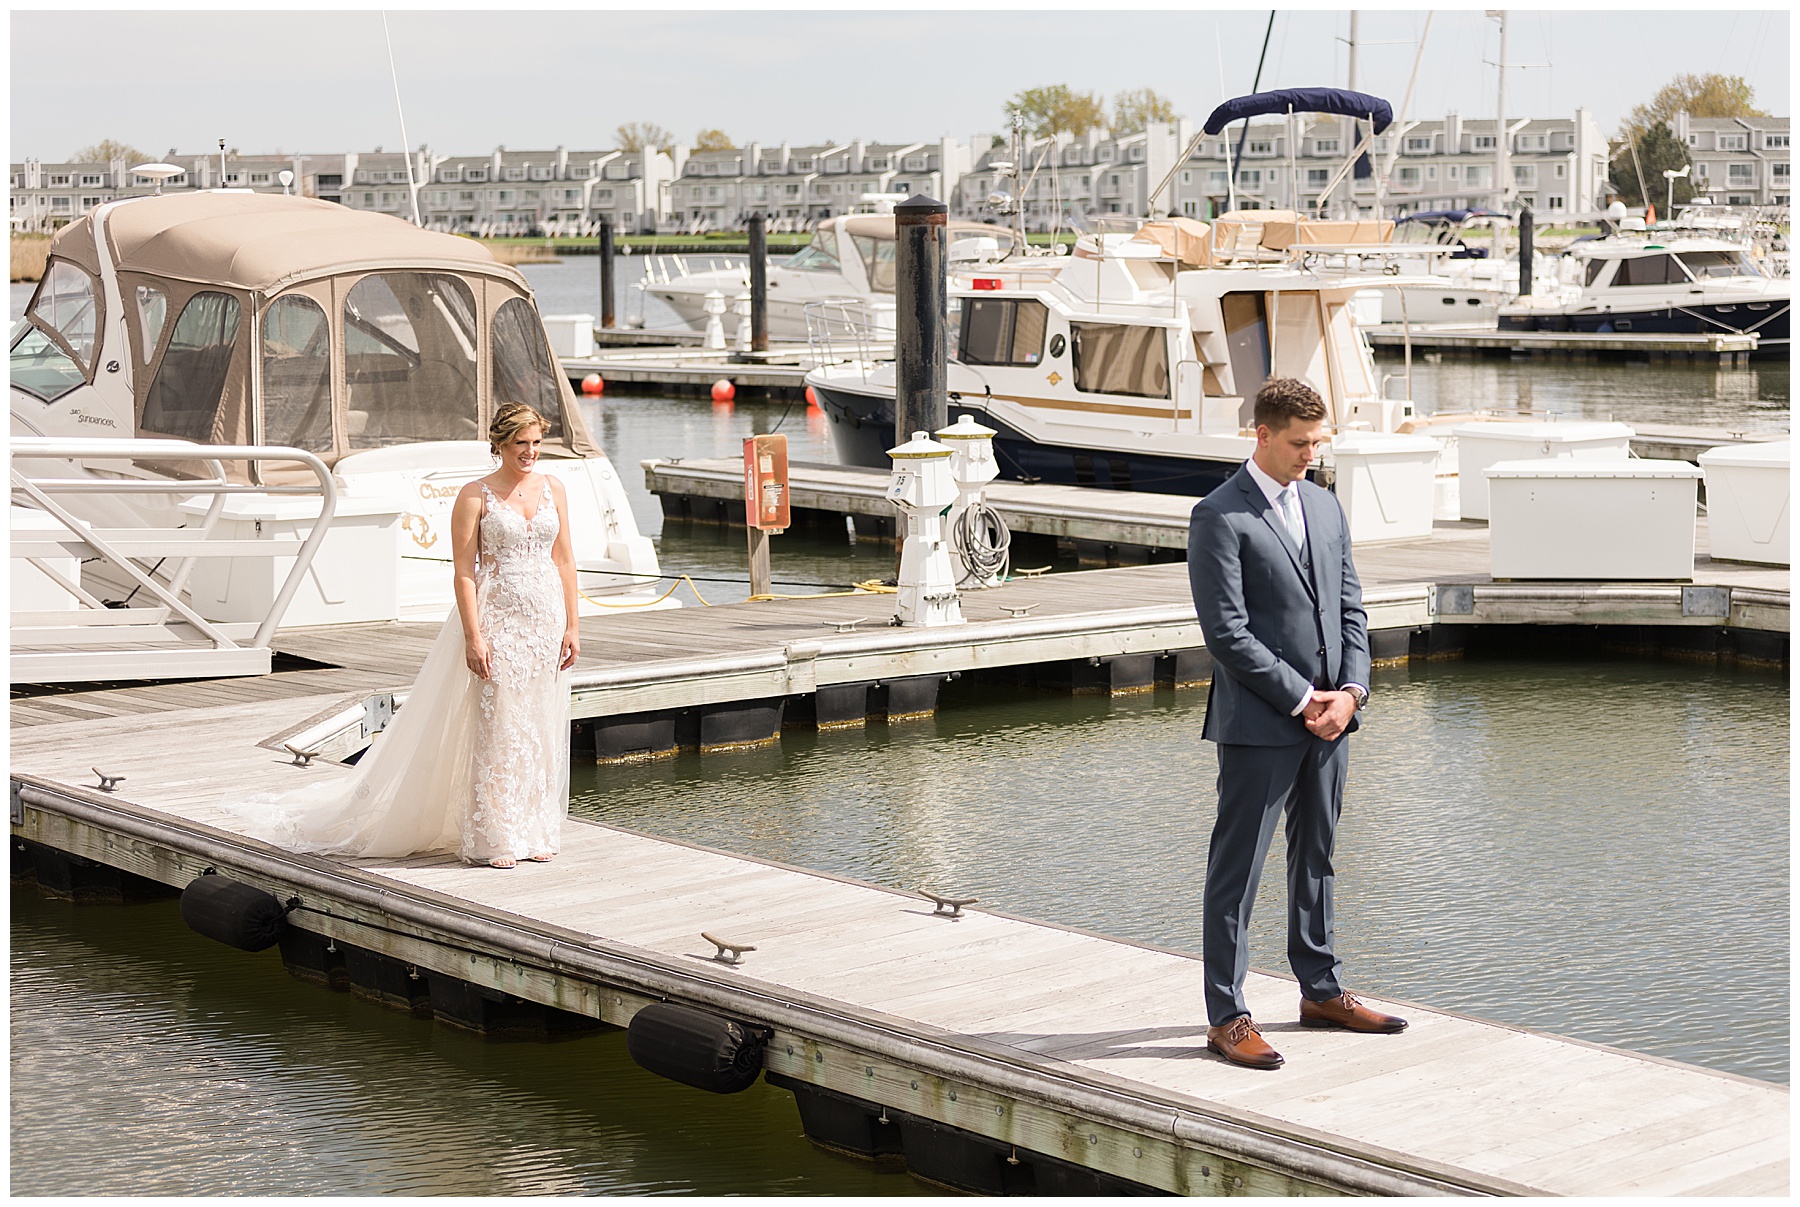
1345 685 1368 711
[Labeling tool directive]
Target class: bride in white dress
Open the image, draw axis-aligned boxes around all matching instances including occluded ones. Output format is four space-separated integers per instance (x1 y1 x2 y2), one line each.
237 403 580 868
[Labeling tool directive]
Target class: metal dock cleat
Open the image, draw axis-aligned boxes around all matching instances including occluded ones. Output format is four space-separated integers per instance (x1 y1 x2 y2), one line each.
282 743 323 768
824 617 871 633
999 603 1040 618
920 889 979 920
701 932 756 966
91 768 125 793
1012 566 1050 579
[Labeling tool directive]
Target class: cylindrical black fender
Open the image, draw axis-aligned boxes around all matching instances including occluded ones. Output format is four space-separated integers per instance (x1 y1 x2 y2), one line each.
626 1002 771 1094
179 874 288 952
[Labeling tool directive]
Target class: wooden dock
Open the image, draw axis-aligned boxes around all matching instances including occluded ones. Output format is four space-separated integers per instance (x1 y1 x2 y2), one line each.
12 691 1789 1195
1365 323 1760 361
563 343 841 396
11 520 1788 1192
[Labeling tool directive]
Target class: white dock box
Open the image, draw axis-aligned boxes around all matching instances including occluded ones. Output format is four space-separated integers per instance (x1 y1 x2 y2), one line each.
540 313 596 359
1453 420 1635 521
1698 440 1789 566
1329 431 1441 542
179 496 405 627
1485 459 1701 580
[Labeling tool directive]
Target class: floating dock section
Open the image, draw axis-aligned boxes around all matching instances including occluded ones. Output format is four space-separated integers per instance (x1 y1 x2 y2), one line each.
1363 323 1760 362
12 527 1789 1194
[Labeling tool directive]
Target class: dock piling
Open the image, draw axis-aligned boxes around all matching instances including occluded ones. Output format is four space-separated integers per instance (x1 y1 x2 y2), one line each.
894 195 949 445
598 219 616 329
1518 205 1534 297
748 214 769 353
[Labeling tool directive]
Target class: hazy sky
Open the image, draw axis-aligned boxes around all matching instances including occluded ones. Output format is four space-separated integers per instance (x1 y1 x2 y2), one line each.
11 5 1791 161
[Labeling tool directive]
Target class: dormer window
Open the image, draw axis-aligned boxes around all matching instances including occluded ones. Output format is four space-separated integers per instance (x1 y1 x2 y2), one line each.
868 156 889 170
80 173 104 186
1247 140 1273 156
466 169 487 182
440 167 462 182
504 167 526 180
1718 134 1747 151
1406 136 1435 153
792 159 813 172
1313 139 1340 154
1763 133 1788 149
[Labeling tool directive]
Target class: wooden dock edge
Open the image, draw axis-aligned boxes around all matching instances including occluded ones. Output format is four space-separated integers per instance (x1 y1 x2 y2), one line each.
15 773 1531 1197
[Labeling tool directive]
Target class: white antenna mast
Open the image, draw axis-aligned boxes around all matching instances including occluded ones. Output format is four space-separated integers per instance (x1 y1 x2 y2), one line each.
381 11 423 225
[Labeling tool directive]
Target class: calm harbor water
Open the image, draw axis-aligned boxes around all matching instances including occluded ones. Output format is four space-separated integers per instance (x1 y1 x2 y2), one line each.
10 255 1791 1193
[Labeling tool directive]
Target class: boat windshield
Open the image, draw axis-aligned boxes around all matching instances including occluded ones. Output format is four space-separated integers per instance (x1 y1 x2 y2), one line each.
10 259 100 402
849 233 896 292
343 272 480 448
1677 249 1763 280
786 225 842 272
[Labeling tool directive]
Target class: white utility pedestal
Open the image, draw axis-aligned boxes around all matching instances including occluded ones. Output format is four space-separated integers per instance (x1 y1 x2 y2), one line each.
701 290 728 350
935 413 1002 587
887 430 963 626
734 293 753 352
1328 431 1441 542
540 314 596 359
179 496 405 626
1453 420 1635 521
1485 459 1701 580
1698 440 1789 566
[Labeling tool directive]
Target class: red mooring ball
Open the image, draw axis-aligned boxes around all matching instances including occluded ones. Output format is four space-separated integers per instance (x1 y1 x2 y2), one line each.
804 385 819 408
711 379 736 403
580 373 605 395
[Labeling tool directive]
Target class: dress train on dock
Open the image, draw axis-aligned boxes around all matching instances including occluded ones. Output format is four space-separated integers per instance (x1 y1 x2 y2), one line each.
228 483 573 863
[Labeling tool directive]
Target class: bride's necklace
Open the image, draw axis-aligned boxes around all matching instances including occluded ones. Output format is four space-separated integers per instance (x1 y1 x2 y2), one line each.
486 468 537 511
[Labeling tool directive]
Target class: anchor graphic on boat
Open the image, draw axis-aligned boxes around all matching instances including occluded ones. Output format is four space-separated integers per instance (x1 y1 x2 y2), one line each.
400 513 438 549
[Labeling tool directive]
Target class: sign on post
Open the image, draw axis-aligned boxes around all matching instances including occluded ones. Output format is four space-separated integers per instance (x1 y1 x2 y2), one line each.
742 434 789 599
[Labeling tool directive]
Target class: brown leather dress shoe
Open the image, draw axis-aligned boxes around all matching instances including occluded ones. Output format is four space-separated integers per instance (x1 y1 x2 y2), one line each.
1206 1016 1284 1069
1299 990 1408 1033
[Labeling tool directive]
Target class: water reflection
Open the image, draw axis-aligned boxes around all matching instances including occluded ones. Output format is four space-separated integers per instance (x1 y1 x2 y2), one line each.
9 887 930 1196
573 655 1788 1085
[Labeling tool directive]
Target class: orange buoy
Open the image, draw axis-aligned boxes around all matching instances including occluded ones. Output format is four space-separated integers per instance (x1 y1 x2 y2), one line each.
711 379 736 403
580 372 605 395
804 385 819 408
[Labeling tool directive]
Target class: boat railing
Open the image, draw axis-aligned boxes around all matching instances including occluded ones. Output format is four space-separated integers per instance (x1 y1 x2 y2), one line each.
804 298 888 379
10 437 338 684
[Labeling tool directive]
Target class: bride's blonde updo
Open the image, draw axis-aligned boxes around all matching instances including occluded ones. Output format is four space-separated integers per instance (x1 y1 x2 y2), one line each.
489 401 549 452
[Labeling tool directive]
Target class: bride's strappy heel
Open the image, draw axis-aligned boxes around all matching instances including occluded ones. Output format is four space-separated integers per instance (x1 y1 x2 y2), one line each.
489 858 517 869
527 853 554 863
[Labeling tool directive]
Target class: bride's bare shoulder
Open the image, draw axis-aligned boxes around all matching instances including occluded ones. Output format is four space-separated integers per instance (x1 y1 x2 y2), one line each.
454 477 492 510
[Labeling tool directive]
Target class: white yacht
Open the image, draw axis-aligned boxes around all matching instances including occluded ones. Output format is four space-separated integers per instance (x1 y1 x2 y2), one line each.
806 216 1451 499
1498 223 1788 354
11 190 668 629
641 212 1020 340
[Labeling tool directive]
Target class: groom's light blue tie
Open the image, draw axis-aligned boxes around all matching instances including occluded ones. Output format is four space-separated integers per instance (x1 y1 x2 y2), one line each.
1276 486 1305 551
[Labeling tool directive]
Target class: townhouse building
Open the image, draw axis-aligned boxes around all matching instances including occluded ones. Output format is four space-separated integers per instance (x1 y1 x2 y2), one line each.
1668 112 1789 206
669 138 969 232
949 109 1611 230
11 151 346 232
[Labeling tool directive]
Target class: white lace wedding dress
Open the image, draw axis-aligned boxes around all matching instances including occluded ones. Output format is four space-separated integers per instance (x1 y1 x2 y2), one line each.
234 476 571 864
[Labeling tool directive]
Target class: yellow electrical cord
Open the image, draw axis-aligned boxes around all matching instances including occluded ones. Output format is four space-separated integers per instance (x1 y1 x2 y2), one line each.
579 574 713 608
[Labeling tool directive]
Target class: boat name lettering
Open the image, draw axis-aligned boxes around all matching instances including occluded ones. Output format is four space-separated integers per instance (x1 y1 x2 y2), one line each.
73 411 118 428
417 481 462 500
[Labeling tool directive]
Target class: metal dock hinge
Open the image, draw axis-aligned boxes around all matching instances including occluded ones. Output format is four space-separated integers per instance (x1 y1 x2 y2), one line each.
92 768 125 792
10 781 22 825
701 932 756 966
999 603 1039 618
362 692 395 739
920 889 979 920
824 617 870 633
282 743 322 768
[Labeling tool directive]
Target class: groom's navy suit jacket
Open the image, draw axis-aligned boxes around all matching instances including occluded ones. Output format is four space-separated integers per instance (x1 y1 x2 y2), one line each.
1187 464 1370 746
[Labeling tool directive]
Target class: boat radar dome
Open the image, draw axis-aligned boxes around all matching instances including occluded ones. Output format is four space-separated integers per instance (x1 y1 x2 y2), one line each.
130 163 185 195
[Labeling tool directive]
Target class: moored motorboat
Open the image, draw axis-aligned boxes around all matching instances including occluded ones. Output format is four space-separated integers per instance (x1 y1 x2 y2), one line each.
10 190 668 626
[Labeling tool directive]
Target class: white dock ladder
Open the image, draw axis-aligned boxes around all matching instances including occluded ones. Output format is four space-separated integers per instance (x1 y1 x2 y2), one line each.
10 437 338 683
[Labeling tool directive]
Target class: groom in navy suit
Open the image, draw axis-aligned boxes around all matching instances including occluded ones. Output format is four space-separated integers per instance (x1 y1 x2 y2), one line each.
1186 377 1406 1070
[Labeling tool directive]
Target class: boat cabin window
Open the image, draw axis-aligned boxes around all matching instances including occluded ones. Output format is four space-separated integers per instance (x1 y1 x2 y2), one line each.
850 233 897 292
135 286 167 367
141 291 242 441
959 297 1049 367
1220 292 1271 401
1070 321 1170 399
261 295 334 452
1678 250 1760 280
9 326 88 403
491 297 566 440
343 273 479 448
1583 258 1611 287
786 225 842 272
1611 254 1683 286
28 260 99 374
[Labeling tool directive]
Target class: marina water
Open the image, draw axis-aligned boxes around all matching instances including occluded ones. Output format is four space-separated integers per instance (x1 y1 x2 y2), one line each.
10 257 1789 1194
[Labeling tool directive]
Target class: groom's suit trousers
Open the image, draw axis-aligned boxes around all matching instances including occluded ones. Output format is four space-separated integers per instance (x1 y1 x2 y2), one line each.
1202 734 1348 1026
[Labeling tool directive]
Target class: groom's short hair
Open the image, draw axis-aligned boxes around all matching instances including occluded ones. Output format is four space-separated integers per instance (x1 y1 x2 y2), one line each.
1253 377 1327 431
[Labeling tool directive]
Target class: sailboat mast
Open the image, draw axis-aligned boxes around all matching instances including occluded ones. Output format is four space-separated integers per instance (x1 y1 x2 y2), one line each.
1495 9 1510 213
